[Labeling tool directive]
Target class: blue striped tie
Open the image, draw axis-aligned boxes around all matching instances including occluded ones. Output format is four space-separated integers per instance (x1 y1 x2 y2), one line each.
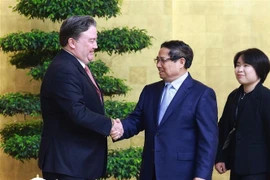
158 84 174 124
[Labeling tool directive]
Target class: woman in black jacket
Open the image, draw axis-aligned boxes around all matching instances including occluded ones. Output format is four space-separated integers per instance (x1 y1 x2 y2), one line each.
215 48 270 180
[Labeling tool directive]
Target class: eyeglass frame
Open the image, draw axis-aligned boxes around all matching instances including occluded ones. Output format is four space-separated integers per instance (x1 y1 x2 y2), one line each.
153 56 185 64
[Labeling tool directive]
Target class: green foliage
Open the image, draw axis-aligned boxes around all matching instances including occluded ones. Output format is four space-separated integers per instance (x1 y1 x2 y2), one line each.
0 120 42 142
105 101 136 119
0 96 135 122
0 118 142 176
28 61 51 81
11 51 57 69
0 121 143 178
28 60 111 81
13 0 121 22
0 30 59 52
0 99 136 161
27 59 131 96
89 60 110 77
90 60 132 96
0 0 153 173
0 28 152 58
99 76 130 96
98 27 153 55
100 147 143 180
1 134 41 162
0 120 42 162
0 93 40 117
0 93 134 119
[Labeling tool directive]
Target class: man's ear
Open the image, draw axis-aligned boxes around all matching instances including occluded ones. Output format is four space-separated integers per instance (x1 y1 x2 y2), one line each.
179 57 186 66
67 38 76 49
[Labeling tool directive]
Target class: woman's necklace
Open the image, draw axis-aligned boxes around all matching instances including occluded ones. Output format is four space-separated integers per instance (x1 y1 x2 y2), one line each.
241 92 246 99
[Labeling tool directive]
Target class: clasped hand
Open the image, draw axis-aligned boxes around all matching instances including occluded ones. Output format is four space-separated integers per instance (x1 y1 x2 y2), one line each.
110 118 124 140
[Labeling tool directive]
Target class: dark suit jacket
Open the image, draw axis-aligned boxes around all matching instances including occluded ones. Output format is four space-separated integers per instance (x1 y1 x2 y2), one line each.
216 82 270 175
38 50 112 179
121 74 218 180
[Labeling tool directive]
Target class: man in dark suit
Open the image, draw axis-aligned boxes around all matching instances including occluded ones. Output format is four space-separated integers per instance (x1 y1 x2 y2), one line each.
112 40 218 180
38 15 122 180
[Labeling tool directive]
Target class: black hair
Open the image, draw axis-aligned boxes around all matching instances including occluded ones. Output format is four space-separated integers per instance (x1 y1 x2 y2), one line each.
233 48 270 83
160 40 194 68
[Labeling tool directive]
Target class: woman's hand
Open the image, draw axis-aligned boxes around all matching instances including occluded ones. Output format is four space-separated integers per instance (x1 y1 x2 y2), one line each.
215 162 227 174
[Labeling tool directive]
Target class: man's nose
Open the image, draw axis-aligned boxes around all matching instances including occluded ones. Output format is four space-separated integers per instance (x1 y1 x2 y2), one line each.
93 41 98 49
156 60 162 67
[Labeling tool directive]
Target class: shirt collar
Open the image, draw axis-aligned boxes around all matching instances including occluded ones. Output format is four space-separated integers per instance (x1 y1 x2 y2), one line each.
63 49 86 68
166 71 188 90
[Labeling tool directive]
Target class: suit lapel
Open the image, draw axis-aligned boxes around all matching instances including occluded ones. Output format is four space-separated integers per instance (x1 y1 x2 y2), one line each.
62 50 104 105
61 50 89 80
158 75 193 126
62 50 99 90
155 81 166 126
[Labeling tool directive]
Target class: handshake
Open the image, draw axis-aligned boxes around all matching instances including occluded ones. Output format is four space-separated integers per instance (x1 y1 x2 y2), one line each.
110 118 124 140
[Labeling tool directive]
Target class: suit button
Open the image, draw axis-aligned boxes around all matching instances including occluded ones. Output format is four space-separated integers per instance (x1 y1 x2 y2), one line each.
156 133 159 136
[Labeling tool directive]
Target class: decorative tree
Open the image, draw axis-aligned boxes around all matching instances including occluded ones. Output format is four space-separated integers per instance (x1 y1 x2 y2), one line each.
0 0 152 165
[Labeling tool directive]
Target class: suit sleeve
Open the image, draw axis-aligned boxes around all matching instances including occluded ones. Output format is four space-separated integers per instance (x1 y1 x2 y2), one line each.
120 87 146 139
194 88 218 179
261 88 270 163
214 89 237 167
215 95 232 164
49 67 112 136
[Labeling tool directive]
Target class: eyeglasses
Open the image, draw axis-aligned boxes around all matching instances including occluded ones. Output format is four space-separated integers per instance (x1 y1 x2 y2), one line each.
153 57 171 64
154 56 185 64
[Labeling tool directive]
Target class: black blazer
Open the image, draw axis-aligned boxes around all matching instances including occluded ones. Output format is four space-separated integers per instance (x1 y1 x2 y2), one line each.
216 82 270 175
38 50 112 179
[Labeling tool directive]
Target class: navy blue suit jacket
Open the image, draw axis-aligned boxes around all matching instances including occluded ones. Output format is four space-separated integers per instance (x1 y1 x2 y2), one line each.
38 50 112 179
121 74 218 180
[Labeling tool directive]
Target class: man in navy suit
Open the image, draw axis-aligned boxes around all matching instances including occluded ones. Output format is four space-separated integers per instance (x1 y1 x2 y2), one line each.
38 15 122 180
112 40 218 180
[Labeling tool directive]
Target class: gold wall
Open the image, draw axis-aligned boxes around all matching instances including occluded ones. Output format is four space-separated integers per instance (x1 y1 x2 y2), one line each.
1 0 270 179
